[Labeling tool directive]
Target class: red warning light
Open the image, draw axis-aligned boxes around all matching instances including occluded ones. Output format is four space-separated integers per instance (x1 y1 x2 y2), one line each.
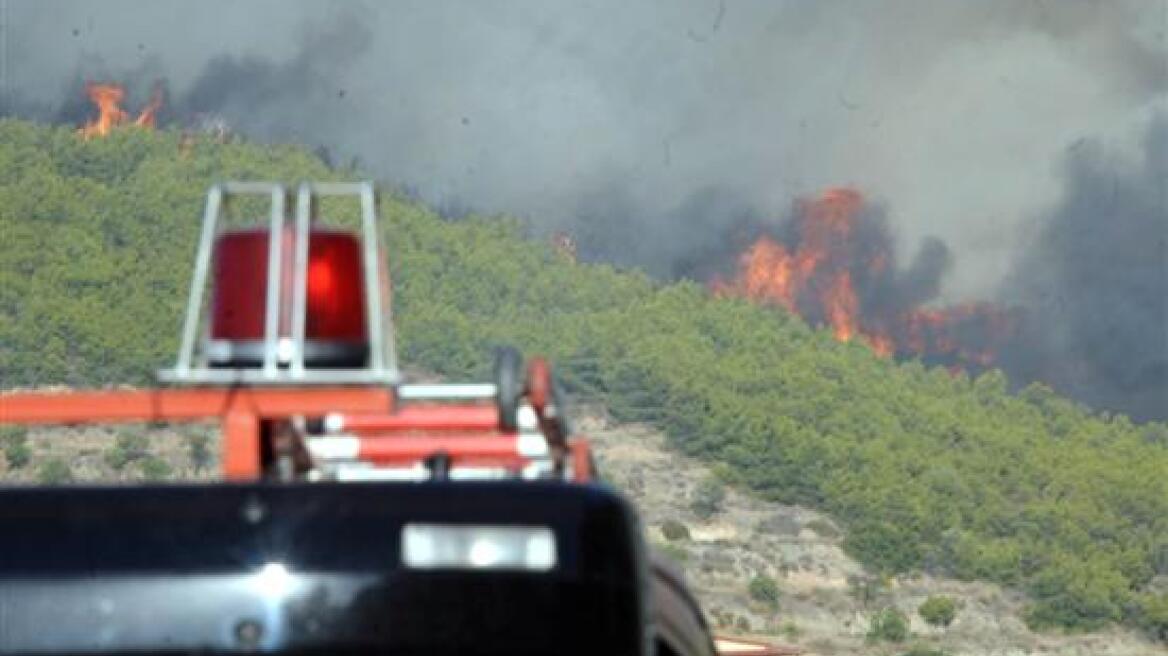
305 231 366 341
209 227 367 366
211 229 270 342
307 257 336 304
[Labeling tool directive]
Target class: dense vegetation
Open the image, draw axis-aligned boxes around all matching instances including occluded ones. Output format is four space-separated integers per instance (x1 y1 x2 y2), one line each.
1 120 1165 640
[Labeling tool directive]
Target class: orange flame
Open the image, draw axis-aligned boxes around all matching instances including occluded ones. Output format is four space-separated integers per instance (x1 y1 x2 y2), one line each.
134 86 164 128
866 332 895 357
722 187 866 338
77 83 129 138
824 270 858 342
734 236 798 312
715 187 1014 369
77 82 162 139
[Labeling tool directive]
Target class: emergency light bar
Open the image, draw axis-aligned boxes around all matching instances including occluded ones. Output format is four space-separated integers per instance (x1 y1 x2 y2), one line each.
158 181 399 385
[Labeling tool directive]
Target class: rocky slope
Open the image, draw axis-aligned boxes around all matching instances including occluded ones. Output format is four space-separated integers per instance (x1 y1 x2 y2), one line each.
583 410 1163 656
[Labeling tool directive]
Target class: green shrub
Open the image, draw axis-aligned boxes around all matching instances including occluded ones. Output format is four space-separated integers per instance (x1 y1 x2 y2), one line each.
105 432 150 471
691 477 725 520
4 442 31 469
780 621 802 640
748 574 781 609
918 595 958 628
2 429 31 470
661 519 691 541
37 458 72 484
1134 592 1168 642
867 607 910 643
735 615 751 632
139 456 172 481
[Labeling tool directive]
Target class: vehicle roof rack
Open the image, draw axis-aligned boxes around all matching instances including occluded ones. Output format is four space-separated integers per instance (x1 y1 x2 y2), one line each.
158 181 399 385
4 181 589 484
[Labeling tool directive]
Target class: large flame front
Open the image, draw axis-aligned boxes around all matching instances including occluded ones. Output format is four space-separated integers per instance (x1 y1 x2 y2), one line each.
77 83 162 139
715 188 1014 369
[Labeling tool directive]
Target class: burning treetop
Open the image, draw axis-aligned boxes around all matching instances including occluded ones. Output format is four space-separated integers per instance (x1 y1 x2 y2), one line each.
77 83 163 139
714 188 1016 369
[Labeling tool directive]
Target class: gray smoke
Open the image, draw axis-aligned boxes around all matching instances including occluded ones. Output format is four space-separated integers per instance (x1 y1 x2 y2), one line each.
1002 114 1167 422
179 7 373 148
2 0 1165 417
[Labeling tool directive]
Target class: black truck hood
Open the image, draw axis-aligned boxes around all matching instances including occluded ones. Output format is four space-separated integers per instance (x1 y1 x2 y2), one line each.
0 481 650 656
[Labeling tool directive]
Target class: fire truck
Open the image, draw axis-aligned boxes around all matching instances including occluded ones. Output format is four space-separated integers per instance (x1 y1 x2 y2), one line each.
0 182 778 656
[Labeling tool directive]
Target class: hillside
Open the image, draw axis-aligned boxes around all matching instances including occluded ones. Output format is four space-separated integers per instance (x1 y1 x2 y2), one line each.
0 119 1166 643
589 413 1161 656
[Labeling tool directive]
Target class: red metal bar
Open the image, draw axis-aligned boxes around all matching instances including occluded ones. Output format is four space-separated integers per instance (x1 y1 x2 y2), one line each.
222 409 261 480
569 437 593 483
338 405 498 433
526 357 551 411
0 388 395 425
355 433 524 462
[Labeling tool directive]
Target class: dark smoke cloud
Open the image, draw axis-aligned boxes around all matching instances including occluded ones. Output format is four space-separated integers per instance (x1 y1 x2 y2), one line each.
2 0 1165 418
896 238 953 312
179 7 373 146
1001 114 1168 421
571 183 767 281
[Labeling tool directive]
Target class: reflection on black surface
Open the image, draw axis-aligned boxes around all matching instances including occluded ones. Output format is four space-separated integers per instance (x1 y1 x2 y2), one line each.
0 481 648 655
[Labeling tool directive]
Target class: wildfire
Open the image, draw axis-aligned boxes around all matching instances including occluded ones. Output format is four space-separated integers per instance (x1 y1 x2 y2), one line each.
77 82 163 139
715 188 1014 369
134 86 164 128
823 271 859 342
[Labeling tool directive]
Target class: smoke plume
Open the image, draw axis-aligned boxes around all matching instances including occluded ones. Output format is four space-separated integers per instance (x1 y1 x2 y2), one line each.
1002 115 1167 421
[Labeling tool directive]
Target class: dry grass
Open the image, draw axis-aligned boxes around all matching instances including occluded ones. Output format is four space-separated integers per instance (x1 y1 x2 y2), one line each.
1 423 219 484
